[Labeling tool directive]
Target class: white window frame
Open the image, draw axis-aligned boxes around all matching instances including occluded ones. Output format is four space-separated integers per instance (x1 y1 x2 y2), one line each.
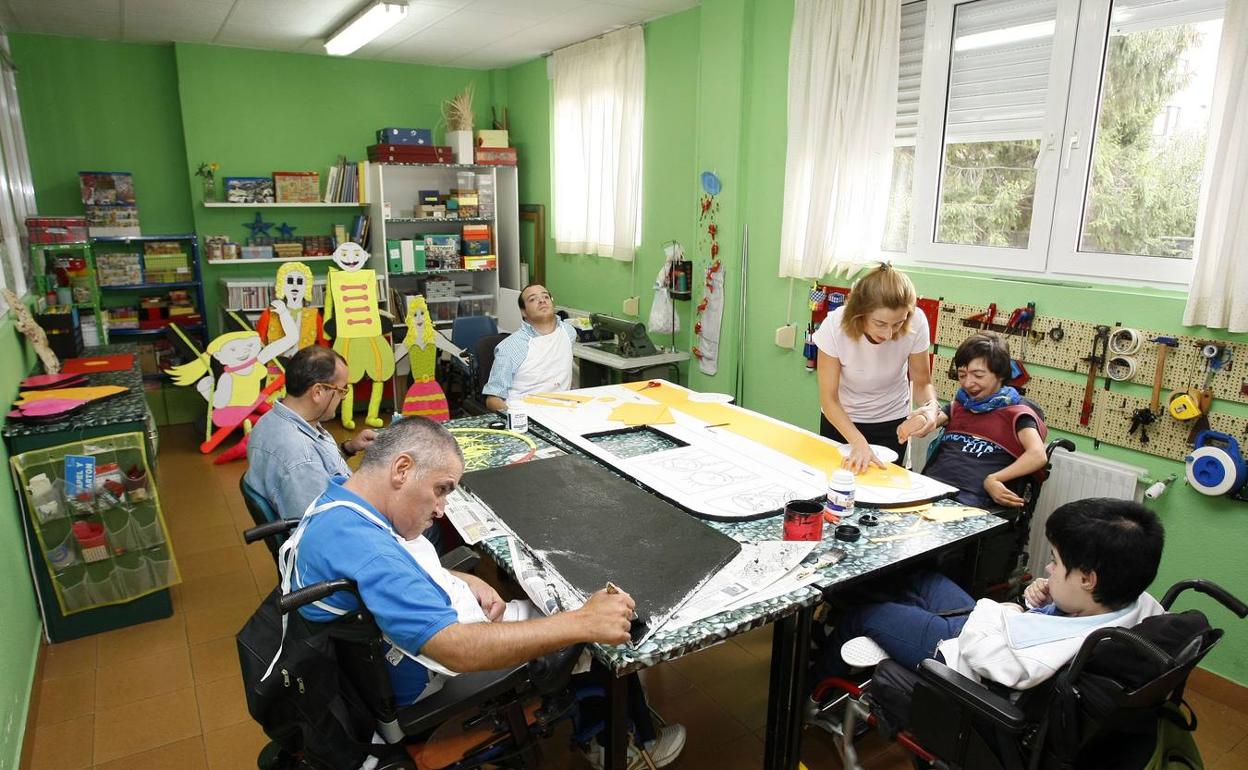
0 33 34 312
900 0 1222 287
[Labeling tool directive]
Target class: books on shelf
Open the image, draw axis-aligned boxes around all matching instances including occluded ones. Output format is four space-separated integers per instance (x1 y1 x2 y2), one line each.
323 157 368 204
221 275 382 311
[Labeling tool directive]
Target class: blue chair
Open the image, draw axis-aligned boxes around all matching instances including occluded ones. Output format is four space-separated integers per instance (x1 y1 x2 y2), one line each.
446 316 500 415
239 476 286 563
450 314 499 351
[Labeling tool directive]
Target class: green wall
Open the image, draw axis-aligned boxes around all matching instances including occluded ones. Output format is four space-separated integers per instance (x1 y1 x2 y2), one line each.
503 0 1248 685
0 315 45 770
11 35 193 234
173 43 496 326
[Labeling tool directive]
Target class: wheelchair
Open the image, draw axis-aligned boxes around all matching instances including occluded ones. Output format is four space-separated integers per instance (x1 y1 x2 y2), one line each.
238 519 584 770
809 579 1247 770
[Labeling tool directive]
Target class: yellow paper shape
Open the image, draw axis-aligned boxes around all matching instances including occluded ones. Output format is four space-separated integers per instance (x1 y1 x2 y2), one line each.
623 382 913 488
15 385 128 405
327 269 381 339
886 502 933 514
532 392 593 404
609 403 675 426
921 505 990 523
522 396 577 409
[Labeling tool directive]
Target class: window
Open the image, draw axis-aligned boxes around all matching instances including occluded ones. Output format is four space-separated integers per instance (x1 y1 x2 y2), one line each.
549 27 645 262
904 0 1225 285
0 33 35 311
882 1 927 252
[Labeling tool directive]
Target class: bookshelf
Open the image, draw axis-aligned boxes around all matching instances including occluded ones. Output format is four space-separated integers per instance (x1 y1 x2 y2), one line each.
202 202 367 209
92 234 206 348
366 162 521 332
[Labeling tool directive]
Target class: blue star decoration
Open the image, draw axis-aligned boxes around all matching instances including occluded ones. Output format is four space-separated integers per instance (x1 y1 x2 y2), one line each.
243 212 273 239
275 222 297 239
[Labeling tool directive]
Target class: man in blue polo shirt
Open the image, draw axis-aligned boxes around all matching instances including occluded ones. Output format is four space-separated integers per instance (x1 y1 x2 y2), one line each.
288 416 686 767
483 284 578 412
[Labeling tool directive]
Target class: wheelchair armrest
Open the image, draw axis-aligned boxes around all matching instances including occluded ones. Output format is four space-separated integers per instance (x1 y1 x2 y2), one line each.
398 664 531 736
440 545 480 573
278 579 361 614
1045 438 1076 459
525 644 585 696
916 659 1027 733
1160 579 1248 618
243 518 299 544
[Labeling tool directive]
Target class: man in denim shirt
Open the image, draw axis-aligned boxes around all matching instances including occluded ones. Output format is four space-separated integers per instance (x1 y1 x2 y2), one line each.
245 346 376 521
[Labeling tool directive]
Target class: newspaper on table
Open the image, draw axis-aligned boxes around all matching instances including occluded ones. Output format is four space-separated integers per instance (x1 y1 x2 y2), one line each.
506 536 586 617
662 540 817 629
443 487 505 544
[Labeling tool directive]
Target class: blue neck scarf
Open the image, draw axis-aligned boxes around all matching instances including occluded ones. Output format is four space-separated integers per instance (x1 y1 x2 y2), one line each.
955 385 1022 414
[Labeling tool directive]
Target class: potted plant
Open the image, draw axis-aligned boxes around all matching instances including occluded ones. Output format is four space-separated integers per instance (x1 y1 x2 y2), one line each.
196 162 219 202
443 85 475 164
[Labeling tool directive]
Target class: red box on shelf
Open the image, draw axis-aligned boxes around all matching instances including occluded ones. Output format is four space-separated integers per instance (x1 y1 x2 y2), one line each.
474 147 517 166
27 216 89 244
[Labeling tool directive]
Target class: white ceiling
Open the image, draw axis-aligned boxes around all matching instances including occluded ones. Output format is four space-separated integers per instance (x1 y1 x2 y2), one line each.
0 0 699 69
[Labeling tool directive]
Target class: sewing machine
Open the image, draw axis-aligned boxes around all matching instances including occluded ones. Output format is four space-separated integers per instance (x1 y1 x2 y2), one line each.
588 313 659 358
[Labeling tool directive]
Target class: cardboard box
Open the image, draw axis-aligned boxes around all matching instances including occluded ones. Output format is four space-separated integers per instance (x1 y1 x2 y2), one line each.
474 147 518 166
476 130 509 148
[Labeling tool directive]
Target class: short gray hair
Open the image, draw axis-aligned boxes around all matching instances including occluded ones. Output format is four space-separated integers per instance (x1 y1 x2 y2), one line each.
358 416 464 476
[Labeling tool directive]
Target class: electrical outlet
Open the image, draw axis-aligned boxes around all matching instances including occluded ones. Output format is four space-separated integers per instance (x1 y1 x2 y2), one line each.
622 296 639 316
775 324 797 349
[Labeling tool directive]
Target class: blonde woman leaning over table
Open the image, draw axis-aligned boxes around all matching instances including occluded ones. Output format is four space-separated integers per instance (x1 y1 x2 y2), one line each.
815 264 939 473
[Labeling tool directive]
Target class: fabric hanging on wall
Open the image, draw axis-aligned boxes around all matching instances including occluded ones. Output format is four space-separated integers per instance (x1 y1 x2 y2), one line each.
777 0 900 279
694 258 724 376
550 27 645 262
1184 0 1248 332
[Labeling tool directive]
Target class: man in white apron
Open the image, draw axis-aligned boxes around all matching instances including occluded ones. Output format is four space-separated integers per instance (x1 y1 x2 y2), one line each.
483 284 578 412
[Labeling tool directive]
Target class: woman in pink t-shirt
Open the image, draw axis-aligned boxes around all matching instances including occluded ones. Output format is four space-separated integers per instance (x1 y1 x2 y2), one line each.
813 264 940 472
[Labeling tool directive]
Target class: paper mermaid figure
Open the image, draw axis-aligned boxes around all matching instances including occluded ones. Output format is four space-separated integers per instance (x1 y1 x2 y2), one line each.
322 242 395 429
168 301 296 439
400 295 449 422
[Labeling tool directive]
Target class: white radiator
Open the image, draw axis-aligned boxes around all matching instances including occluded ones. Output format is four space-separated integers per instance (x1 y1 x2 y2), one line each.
1026 451 1146 574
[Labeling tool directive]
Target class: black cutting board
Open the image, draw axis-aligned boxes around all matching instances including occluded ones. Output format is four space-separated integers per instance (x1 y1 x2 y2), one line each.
463 453 741 639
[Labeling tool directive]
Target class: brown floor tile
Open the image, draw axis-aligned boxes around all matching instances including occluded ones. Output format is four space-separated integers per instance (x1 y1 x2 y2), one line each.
92 687 202 765
701 655 771 732
203 718 270 770
668 640 757 692
190 636 243 685
184 593 262 645
246 544 279 594
733 624 775 661
166 522 243 559
177 545 250 582
92 735 208 770
195 676 251 733
28 713 93 770
175 568 262 615
638 664 695 708
95 613 187 662
35 671 95 726
1190 690 1248 756
40 636 98 680
646 684 750 756
96 646 194 710
165 509 239 544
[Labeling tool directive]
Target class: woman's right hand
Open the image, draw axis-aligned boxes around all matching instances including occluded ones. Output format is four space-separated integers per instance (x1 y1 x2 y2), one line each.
843 440 885 474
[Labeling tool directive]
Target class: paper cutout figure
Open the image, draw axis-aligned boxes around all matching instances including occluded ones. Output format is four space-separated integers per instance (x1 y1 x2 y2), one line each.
400 295 449 422
21 373 88 390
9 398 92 422
323 242 395 429
258 262 324 356
60 354 135 374
168 302 296 447
3 288 60 374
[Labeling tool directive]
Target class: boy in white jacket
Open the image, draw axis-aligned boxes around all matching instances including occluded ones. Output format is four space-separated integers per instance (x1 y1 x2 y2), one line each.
818 497 1165 690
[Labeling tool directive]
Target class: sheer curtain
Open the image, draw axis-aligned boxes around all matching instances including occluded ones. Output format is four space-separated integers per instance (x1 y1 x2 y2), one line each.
1184 0 1248 331
551 26 644 262
0 33 34 312
778 0 900 279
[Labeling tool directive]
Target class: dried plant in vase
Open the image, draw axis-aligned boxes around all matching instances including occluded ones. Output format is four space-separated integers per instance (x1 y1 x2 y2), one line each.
442 84 476 164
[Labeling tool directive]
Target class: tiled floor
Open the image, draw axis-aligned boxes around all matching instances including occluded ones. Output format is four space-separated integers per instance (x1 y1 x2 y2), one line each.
23 422 1248 769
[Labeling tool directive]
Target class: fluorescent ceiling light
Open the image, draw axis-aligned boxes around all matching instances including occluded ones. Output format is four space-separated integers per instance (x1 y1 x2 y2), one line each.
325 1 408 56
955 20 1056 52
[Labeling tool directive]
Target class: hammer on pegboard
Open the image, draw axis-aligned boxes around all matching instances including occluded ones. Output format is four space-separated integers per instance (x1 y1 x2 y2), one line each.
1129 335 1178 443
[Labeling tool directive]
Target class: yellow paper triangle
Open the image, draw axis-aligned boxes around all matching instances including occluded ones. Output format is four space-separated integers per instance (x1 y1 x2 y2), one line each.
921 505 990 523
608 402 675 426
15 385 128 405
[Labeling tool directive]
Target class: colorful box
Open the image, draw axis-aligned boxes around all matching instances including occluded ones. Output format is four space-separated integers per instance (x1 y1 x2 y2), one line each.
273 171 321 203
376 128 433 146
474 147 518 166
27 216 89 245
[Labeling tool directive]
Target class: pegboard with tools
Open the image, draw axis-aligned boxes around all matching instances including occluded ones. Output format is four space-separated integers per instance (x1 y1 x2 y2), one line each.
932 301 1248 462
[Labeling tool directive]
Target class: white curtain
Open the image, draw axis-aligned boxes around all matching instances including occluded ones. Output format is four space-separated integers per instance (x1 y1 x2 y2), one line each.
551 27 644 262
778 0 900 279
0 33 34 312
1184 0 1248 331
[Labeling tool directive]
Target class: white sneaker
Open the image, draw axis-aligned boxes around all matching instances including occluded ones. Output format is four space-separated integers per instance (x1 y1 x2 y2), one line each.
580 740 647 770
642 723 687 768
840 636 890 669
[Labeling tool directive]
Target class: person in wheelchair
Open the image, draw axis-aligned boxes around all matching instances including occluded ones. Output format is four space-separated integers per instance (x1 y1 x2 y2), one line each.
287 416 686 767
816 497 1165 693
898 332 1048 509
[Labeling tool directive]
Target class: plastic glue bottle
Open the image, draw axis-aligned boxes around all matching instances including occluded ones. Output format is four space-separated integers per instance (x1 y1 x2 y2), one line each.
507 404 528 433
824 468 855 524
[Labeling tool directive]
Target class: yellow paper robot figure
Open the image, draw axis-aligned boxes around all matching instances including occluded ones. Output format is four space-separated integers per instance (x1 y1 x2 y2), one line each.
323 241 394 428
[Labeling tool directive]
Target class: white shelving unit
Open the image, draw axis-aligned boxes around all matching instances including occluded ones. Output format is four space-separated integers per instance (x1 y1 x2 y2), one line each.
367 163 521 333
202 202 366 208
207 255 340 265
